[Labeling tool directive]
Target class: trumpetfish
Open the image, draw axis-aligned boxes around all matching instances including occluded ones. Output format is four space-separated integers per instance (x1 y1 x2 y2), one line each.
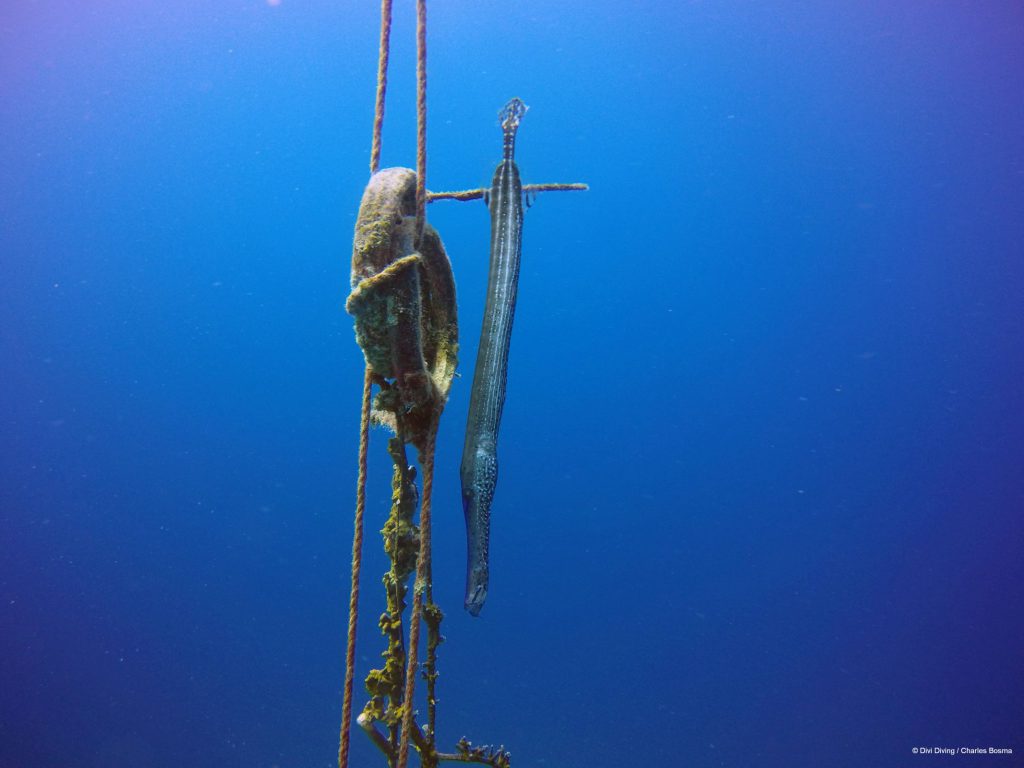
460 98 528 616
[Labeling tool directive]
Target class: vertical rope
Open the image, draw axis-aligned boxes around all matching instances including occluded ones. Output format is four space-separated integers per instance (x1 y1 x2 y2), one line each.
414 0 427 243
397 6 430 757
395 414 438 768
338 367 374 768
369 0 394 175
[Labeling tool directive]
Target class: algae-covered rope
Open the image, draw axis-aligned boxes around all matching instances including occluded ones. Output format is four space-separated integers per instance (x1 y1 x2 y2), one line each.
369 0 393 174
428 182 588 202
396 5 431 764
338 367 374 768
396 413 438 768
396 3 431 766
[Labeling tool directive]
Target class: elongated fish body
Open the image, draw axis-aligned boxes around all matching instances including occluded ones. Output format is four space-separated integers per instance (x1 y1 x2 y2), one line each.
460 98 527 616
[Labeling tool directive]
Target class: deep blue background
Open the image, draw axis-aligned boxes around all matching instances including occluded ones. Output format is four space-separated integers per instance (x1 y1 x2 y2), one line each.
2 2 1022 767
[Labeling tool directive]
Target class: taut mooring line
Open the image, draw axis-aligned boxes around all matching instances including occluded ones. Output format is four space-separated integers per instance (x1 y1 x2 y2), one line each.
414 0 428 245
338 366 374 768
369 0 393 175
340 0 395 762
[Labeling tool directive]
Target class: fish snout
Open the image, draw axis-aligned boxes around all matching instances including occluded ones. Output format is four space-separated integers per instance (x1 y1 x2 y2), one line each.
465 581 487 617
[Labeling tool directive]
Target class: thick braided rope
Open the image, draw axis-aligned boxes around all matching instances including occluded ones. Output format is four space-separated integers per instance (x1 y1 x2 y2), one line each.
340 0 393 759
369 0 393 174
414 0 427 244
337 367 373 768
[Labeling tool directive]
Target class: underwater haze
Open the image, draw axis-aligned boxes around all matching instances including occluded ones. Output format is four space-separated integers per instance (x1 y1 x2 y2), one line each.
2 1 1023 767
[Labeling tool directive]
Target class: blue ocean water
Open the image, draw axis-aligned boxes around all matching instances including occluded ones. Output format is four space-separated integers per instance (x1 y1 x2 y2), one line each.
2 1 1022 766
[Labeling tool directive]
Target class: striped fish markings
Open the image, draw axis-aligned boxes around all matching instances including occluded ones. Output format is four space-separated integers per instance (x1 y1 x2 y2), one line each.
460 98 528 616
